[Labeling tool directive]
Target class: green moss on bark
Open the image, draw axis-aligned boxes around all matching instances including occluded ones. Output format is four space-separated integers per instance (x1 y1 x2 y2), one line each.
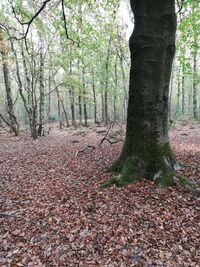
101 143 177 188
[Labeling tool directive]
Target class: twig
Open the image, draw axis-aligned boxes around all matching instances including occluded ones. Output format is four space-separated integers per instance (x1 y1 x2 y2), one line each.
102 138 119 145
177 0 184 13
98 122 113 146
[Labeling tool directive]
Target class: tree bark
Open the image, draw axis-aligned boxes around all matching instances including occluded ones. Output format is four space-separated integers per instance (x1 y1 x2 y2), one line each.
169 64 174 121
78 60 82 125
100 82 105 123
57 89 63 129
114 55 118 121
0 31 19 136
47 73 51 119
104 37 112 125
56 89 69 127
38 40 45 136
107 0 177 187
193 52 197 119
82 66 88 127
12 41 38 139
176 67 181 116
69 58 76 127
1 50 19 136
119 51 128 121
92 69 97 124
181 68 185 117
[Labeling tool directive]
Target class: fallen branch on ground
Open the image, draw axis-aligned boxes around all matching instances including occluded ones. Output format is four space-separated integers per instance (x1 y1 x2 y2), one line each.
0 209 27 217
76 121 124 156
99 121 124 146
75 145 96 157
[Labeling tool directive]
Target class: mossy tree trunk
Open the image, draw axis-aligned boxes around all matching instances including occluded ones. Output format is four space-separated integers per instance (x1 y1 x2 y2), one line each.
107 0 177 187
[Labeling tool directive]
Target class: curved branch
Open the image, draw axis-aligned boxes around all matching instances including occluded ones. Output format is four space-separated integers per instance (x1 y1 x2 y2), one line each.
9 0 52 40
61 0 79 45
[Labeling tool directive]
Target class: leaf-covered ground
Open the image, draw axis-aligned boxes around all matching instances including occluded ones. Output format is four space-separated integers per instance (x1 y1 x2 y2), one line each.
0 122 200 267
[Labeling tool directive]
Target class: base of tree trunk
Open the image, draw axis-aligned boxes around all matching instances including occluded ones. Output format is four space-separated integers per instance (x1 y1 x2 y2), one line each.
101 154 200 196
102 143 178 188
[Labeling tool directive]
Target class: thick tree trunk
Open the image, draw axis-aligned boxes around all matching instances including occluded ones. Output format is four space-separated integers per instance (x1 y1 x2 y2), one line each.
108 0 177 187
169 66 174 122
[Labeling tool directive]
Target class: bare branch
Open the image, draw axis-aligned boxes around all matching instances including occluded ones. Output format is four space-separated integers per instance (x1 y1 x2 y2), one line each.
9 0 52 41
76 145 96 157
177 0 184 13
61 0 79 46
0 113 13 129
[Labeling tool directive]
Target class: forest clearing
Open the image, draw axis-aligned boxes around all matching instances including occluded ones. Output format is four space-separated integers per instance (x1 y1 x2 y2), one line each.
0 122 200 266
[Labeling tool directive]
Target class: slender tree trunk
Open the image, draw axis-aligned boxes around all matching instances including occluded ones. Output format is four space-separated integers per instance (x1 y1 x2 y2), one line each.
114 55 118 121
119 53 128 121
100 82 105 123
61 99 70 127
92 69 97 124
107 0 177 187
0 49 19 136
193 52 197 119
21 48 31 105
47 52 52 120
77 60 82 125
69 58 76 127
181 67 185 117
104 37 112 125
78 91 82 125
57 90 63 129
12 41 38 139
47 74 51 119
82 66 88 127
56 89 69 127
176 67 181 116
38 41 45 136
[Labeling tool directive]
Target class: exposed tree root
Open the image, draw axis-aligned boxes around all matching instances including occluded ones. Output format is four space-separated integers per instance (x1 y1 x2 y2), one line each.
174 176 200 196
101 173 200 197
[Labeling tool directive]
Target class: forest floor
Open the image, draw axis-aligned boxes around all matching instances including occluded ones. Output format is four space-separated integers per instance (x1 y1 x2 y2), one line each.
0 121 200 267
